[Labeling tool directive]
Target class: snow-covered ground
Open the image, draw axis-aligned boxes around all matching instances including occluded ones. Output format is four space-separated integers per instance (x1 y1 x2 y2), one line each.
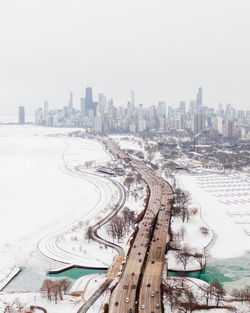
177 170 250 259
0 125 112 290
0 291 82 313
167 207 213 271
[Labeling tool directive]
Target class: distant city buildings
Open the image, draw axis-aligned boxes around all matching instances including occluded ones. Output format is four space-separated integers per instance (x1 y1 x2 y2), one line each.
18 106 25 124
33 87 250 139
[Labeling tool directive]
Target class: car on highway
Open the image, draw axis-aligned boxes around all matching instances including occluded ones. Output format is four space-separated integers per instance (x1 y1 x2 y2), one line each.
128 309 133 313
131 272 135 276
115 301 119 306
123 285 128 289
125 297 129 303
141 304 145 309
131 284 136 289
151 291 155 297
156 303 160 308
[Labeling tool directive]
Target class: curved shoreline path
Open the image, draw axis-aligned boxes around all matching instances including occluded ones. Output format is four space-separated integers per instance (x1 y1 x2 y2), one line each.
38 139 126 269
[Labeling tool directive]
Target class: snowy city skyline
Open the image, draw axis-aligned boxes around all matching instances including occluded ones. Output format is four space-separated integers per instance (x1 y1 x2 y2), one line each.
1 0 250 115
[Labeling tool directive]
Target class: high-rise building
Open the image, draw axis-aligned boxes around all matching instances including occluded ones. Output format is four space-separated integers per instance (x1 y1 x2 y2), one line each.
131 90 135 107
179 101 186 113
192 113 205 133
98 93 106 114
43 101 48 119
138 104 144 120
85 87 93 112
157 102 166 118
80 98 85 115
68 92 73 110
18 106 25 124
196 87 203 106
226 120 234 137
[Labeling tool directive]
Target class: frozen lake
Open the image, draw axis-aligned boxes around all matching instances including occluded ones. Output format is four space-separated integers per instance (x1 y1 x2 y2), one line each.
0 125 110 288
177 170 250 288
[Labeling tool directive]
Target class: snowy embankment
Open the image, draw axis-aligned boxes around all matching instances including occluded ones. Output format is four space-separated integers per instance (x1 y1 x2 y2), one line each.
167 206 213 271
0 267 20 291
70 273 106 299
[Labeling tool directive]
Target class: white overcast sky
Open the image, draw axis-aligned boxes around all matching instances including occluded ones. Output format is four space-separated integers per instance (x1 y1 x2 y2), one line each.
0 0 249 115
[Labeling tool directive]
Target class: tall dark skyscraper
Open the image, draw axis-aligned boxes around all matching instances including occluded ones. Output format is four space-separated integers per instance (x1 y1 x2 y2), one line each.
196 87 203 106
18 106 25 124
85 87 93 112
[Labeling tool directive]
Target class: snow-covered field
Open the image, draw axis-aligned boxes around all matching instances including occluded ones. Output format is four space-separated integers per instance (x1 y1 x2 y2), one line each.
177 170 250 259
0 125 112 290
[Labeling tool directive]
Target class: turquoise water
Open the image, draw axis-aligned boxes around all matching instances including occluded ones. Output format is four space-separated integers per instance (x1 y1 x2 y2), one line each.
5 255 107 291
48 267 107 279
168 253 250 285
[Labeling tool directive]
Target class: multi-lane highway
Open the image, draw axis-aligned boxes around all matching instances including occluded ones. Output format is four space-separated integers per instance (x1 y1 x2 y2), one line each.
104 140 173 313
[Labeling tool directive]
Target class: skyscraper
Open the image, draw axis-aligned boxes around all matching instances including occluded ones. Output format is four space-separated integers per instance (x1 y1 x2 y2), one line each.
43 101 48 119
196 87 203 107
192 113 205 133
68 92 73 110
85 87 93 112
18 106 25 124
131 90 135 107
80 97 85 116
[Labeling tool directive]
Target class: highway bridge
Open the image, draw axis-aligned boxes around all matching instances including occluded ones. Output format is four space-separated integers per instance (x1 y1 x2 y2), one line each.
104 140 173 313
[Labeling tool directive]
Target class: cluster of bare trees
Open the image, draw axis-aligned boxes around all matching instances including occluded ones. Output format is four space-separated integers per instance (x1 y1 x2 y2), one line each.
172 188 192 223
124 172 142 193
123 174 134 193
200 278 226 307
170 230 205 270
106 207 135 242
175 246 204 270
40 279 71 304
163 277 231 313
231 285 250 303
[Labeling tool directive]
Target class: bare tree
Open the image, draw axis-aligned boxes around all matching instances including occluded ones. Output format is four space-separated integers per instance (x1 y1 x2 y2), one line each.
202 284 214 305
107 216 126 242
51 283 60 304
176 272 187 290
40 279 54 300
124 175 134 193
162 281 182 311
176 246 193 271
173 188 191 222
122 207 135 228
194 251 204 268
59 278 72 295
200 226 209 236
211 278 225 307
